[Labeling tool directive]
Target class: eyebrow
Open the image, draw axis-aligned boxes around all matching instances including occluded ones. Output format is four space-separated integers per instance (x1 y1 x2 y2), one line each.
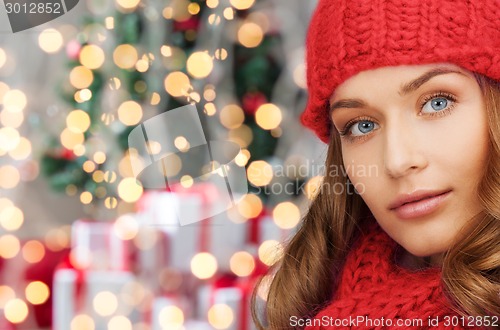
329 67 466 112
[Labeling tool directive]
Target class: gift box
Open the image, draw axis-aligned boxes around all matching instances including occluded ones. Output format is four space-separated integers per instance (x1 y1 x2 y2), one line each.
53 220 140 330
137 183 247 275
197 274 265 330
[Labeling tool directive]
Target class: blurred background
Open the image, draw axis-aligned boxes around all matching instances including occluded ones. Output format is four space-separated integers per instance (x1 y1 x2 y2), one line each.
0 0 326 329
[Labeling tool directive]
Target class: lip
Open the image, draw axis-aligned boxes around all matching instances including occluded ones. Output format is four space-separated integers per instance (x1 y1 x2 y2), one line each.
389 189 452 219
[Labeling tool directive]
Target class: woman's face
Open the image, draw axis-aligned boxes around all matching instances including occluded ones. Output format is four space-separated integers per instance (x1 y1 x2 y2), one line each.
330 63 489 258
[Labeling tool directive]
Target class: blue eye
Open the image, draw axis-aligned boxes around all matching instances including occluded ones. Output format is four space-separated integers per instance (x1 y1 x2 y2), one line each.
349 120 378 136
422 96 451 113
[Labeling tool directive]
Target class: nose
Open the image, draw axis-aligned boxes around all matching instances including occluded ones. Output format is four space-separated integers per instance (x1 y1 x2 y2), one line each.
383 120 428 179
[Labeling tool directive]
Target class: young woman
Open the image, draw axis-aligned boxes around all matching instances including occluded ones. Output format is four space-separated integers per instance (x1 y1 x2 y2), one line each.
253 0 500 329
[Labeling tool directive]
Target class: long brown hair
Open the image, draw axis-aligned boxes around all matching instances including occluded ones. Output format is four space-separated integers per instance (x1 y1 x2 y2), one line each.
252 74 500 329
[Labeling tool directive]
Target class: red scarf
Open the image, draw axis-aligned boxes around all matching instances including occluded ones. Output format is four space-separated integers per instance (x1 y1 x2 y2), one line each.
304 224 484 330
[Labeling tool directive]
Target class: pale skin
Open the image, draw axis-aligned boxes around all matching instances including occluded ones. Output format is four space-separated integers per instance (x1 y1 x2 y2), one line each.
330 63 489 266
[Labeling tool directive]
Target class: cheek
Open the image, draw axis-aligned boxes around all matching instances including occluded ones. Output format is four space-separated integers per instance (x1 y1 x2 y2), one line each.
342 145 383 201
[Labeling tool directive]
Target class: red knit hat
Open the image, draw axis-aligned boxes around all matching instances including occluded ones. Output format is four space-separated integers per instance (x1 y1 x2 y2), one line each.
301 0 500 143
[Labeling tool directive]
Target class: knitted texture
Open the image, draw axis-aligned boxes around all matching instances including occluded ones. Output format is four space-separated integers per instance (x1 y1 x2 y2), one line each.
301 0 500 143
305 224 480 330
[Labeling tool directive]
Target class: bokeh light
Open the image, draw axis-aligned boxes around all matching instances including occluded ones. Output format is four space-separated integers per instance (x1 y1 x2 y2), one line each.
22 240 45 263
117 177 143 203
93 291 118 316
230 0 255 10
108 316 132 330
258 240 283 266
71 314 95 330
230 251 255 277
273 202 301 229
238 22 264 48
3 89 27 112
25 281 50 305
69 66 94 89
164 71 191 97
247 160 273 187
113 44 139 69
191 252 218 279
208 304 234 329
4 298 29 323
79 45 105 70
236 193 263 219
38 29 63 53
220 104 244 129
187 51 214 78
67 110 91 133
255 103 282 130
117 100 143 126
0 205 23 231
158 305 184 330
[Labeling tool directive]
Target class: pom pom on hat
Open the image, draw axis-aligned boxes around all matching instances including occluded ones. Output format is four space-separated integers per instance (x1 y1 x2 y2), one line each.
301 0 500 143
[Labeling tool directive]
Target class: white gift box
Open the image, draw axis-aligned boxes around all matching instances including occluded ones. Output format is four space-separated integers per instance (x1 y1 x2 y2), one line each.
71 219 130 271
197 279 260 330
137 189 247 273
53 269 139 330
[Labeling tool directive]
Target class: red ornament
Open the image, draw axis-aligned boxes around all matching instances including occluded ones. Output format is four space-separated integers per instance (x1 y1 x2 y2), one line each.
60 148 76 161
173 17 200 31
242 92 267 116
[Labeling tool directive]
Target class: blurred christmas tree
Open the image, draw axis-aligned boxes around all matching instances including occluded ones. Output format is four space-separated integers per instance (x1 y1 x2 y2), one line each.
40 0 312 216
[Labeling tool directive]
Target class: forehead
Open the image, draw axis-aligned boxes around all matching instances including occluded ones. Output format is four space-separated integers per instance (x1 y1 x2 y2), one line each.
330 63 472 101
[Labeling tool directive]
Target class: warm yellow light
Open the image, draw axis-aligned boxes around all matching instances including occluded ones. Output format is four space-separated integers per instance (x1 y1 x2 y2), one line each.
219 104 244 129
108 316 132 330
158 306 184 330
305 176 323 200
117 100 143 126
1 108 24 128
258 240 282 266
69 66 94 89
0 285 15 309
223 7 234 20
45 227 70 252
93 291 118 316
79 45 105 70
117 177 143 203
191 252 218 279
174 136 190 152
80 191 93 205
208 304 234 329
83 160 96 173
0 48 5 69
230 251 255 277
186 51 214 79
93 151 106 164
230 0 255 10
4 298 29 323
113 44 139 69
247 161 273 187
0 127 20 151
238 22 263 48
71 314 95 330
228 125 253 148
116 0 141 10
0 205 23 231
60 128 85 150
104 197 118 209
234 150 250 167
204 103 216 116
38 29 63 53
236 193 262 219
3 89 27 112
113 214 139 240
150 92 161 105
273 202 301 229
164 72 191 97
9 137 32 160
0 165 20 189
0 235 21 259
215 48 228 60
67 110 91 133
105 16 114 29
25 281 50 305
255 103 282 130
160 45 172 57
135 59 149 72
188 2 200 14
180 175 194 188
22 240 45 263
